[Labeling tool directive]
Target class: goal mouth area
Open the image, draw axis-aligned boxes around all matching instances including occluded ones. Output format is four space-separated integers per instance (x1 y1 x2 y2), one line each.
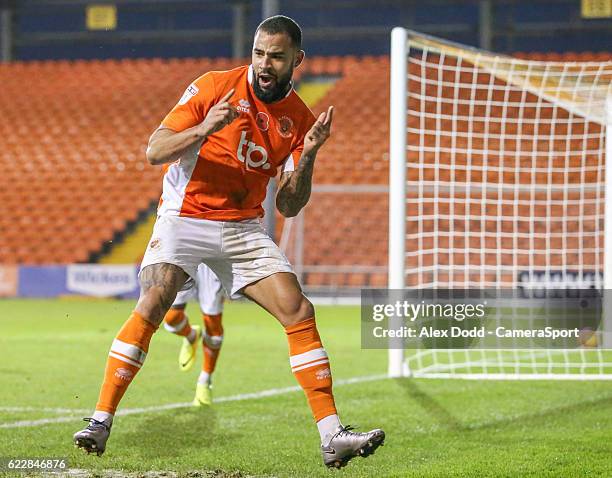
389 27 612 379
404 348 612 380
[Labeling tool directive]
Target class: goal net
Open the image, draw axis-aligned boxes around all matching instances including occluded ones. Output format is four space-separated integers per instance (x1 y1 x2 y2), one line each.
388 28 612 379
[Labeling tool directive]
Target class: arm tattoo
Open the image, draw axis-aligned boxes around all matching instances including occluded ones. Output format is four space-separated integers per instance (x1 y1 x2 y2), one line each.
276 152 316 217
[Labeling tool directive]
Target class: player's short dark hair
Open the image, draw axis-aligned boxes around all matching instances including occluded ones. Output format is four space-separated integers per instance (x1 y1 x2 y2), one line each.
256 15 302 49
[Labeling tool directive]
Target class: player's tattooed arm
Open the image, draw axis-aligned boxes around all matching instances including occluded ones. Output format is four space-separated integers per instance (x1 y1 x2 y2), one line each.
146 89 238 165
276 106 334 217
276 156 315 217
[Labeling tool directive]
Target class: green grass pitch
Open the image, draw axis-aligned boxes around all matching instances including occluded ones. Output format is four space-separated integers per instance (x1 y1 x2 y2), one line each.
1 298 611 477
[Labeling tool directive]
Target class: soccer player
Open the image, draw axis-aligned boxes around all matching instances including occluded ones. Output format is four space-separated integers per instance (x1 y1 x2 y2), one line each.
163 262 225 406
73 15 385 468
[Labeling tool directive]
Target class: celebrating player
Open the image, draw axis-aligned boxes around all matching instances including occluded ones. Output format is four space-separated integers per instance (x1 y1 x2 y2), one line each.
73 15 384 468
162 263 225 406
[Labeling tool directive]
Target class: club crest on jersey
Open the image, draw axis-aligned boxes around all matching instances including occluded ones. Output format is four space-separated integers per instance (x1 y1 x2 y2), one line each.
237 131 271 170
277 115 294 138
178 83 199 105
256 112 270 131
237 99 251 114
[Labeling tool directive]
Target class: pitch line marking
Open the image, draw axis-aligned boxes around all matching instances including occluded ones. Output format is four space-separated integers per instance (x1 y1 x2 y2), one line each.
0 406 90 414
0 374 387 429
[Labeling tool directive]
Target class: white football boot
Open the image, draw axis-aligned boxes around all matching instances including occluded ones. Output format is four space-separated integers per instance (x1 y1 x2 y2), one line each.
73 418 112 456
321 425 385 468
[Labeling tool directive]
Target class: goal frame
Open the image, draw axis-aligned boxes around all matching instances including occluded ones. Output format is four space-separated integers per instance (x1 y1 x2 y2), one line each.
387 27 612 379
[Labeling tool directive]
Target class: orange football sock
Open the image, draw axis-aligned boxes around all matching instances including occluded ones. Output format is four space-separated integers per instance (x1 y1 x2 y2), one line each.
95 311 157 414
163 308 192 338
202 313 223 374
285 318 337 422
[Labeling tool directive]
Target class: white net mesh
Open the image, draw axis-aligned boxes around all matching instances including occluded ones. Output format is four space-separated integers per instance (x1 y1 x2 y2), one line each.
393 30 612 378
405 33 611 288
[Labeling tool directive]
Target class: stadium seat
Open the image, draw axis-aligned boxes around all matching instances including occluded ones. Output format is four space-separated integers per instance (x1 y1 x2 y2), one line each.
2 51 605 290
0 56 382 267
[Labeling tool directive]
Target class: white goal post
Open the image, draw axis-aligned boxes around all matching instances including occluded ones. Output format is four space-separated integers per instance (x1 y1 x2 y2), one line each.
388 28 612 379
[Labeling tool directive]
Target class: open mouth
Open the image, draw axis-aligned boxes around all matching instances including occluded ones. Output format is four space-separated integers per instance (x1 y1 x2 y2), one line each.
258 73 276 89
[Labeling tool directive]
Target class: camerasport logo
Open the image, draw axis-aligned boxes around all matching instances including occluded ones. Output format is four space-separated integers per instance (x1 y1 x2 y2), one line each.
277 115 294 138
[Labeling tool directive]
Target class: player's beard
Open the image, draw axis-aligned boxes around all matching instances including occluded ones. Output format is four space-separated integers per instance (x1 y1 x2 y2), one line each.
253 65 293 104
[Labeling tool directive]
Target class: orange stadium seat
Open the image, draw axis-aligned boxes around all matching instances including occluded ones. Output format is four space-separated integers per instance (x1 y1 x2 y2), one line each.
0 56 384 266
1 51 607 288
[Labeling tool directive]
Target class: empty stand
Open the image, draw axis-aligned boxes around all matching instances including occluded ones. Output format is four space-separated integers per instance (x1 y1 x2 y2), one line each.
1 52 607 290
0 55 392 282
0 57 246 264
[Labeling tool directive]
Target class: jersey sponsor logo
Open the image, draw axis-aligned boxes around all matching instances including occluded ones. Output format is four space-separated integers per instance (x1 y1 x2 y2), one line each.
178 83 199 105
237 131 271 170
277 115 294 138
237 99 251 113
256 112 270 131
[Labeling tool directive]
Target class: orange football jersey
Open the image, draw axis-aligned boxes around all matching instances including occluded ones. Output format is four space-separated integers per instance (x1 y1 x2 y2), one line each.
158 65 316 221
